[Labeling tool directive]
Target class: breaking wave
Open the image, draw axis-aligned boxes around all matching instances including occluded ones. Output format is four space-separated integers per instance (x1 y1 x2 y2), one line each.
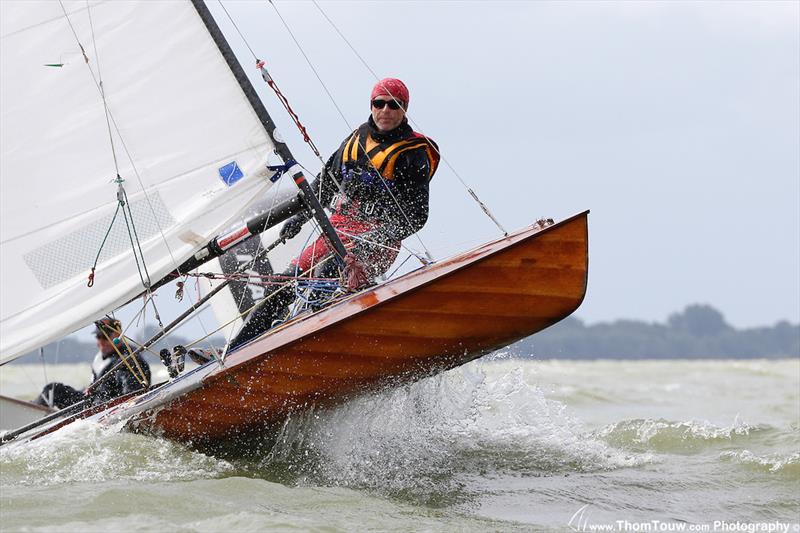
596 417 776 454
0 418 232 486
719 450 800 477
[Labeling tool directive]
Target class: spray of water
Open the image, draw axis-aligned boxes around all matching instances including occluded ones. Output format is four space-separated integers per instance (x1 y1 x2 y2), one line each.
241 360 652 505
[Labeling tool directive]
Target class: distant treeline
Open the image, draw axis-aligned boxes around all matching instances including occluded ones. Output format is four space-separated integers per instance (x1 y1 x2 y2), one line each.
13 304 800 365
510 304 799 359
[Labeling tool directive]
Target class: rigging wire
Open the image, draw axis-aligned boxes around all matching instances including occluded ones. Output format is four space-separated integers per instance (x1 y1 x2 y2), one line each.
187 254 341 353
106 315 149 385
39 347 49 389
87 1 162 326
38 346 54 406
311 0 508 236
85 1 121 177
265 0 435 260
385 253 414 280
220 178 290 352
95 319 148 389
250 0 355 132
57 1 236 345
61 1 166 328
219 0 345 205
224 0 435 261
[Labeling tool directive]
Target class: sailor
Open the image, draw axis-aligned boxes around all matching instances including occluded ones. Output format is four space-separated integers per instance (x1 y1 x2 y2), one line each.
34 318 151 409
230 78 439 348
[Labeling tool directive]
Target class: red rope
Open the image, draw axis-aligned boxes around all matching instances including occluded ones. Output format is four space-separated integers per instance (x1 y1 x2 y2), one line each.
169 271 336 283
257 60 323 160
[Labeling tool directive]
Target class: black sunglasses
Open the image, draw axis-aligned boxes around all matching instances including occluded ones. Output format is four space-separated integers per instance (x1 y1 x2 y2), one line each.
371 99 403 110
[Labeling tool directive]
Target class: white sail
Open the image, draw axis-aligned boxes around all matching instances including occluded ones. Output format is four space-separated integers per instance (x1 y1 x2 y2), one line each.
0 1 279 362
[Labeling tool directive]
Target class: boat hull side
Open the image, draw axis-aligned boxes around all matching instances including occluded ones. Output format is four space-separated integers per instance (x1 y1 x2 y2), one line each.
133 212 588 441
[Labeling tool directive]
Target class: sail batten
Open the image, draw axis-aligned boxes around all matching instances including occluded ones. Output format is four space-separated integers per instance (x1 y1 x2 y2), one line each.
0 0 286 362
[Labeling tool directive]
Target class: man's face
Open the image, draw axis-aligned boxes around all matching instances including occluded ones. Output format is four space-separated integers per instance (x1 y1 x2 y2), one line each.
96 334 117 354
371 97 406 132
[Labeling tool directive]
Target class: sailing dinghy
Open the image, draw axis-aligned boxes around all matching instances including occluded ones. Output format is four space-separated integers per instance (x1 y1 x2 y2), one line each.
0 1 588 446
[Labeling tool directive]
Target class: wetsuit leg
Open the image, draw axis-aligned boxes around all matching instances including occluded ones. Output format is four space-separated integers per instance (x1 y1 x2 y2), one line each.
228 269 296 350
33 383 85 409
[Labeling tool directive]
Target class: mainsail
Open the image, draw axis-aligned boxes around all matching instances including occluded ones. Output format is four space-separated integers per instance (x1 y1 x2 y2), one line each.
0 1 285 362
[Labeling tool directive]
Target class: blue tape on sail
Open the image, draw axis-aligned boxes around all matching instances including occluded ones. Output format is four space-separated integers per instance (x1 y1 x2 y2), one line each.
266 159 297 183
219 161 243 186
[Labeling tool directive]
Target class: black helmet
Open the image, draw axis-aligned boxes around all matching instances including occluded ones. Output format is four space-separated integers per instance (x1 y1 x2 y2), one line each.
93 318 122 338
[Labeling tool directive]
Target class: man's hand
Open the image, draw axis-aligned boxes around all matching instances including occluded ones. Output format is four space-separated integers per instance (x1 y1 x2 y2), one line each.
280 215 305 241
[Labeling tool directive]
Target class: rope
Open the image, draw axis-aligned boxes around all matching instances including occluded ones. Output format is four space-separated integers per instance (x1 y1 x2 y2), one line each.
385 253 415 280
264 0 435 259
220 1 436 263
85 0 121 177
120 186 164 328
58 0 219 345
295 279 340 306
172 271 336 283
95 322 148 390
104 316 149 379
118 183 164 329
120 187 152 288
258 60 322 158
87 201 122 287
117 293 164 359
311 0 508 236
185 254 339 353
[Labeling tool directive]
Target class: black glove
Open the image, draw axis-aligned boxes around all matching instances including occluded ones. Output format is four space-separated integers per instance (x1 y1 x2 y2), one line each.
280 215 306 241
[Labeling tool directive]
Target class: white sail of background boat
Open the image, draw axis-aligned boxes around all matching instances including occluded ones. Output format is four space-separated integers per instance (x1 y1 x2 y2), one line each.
0 0 287 362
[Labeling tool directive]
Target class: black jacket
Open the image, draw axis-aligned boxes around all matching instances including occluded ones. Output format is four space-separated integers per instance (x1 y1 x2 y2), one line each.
90 346 151 403
309 117 438 241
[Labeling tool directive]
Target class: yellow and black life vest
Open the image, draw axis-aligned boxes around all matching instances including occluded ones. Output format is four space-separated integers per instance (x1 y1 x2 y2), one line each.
340 123 440 181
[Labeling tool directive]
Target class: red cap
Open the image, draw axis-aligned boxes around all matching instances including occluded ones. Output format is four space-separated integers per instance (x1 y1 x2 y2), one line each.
371 78 409 106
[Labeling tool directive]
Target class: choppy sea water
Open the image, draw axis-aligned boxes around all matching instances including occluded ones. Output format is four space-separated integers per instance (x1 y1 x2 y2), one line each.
0 358 798 532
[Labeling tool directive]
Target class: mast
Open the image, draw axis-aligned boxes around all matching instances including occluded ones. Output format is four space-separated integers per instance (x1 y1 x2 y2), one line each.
190 0 294 163
180 1 349 271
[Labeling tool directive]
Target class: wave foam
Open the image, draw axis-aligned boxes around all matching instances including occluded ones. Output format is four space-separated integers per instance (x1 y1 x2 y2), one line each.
597 417 771 453
720 450 800 476
248 362 651 503
0 418 231 486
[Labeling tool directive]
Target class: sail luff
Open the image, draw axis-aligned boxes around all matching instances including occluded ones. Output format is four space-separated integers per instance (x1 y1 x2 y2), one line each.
190 0 296 165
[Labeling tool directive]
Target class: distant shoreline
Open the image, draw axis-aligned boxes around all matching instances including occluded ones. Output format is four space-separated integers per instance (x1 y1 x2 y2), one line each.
510 304 799 360
12 304 799 365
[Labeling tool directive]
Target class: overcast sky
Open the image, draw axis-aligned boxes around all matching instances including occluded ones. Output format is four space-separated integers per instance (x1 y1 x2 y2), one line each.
71 0 798 343
194 0 798 330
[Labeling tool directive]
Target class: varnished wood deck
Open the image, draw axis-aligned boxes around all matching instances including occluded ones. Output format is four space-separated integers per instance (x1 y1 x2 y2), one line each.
132 211 589 441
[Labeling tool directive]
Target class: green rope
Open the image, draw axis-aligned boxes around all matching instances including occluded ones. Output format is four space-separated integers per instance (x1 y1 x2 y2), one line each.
120 186 163 328
121 186 153 289
87 201 122 287
121 203 146 286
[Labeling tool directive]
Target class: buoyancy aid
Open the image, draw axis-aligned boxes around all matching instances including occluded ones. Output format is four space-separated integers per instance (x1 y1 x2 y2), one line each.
340 122 440 182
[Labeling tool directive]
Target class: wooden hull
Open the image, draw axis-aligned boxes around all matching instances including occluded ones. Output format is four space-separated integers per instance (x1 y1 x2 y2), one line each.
124 211 589 442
